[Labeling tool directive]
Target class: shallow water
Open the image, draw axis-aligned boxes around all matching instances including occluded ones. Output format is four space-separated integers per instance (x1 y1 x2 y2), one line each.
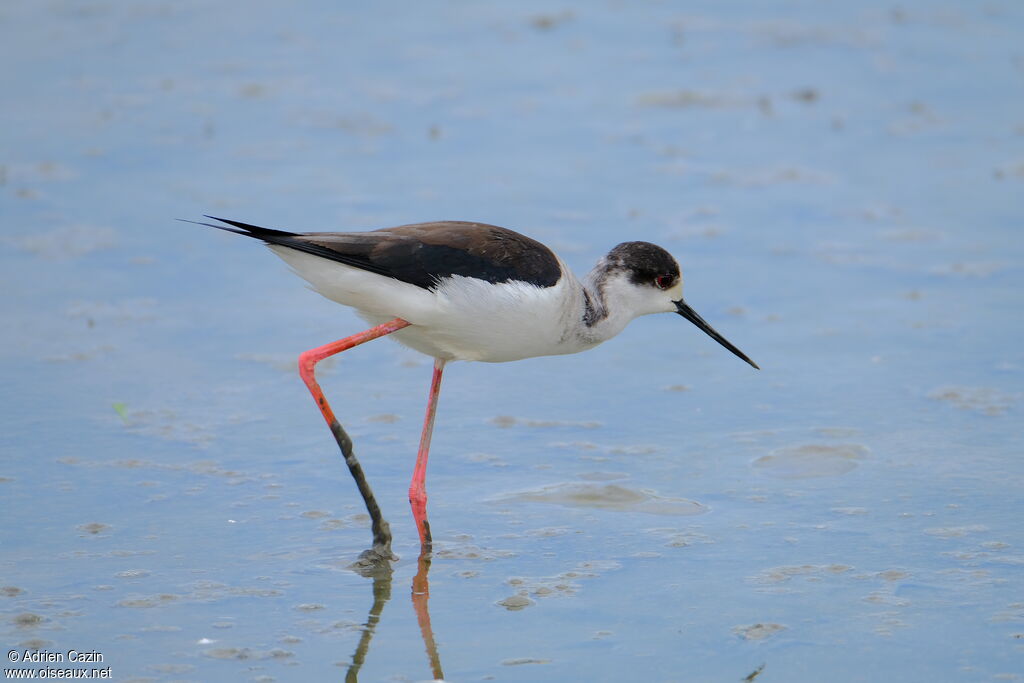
2 1 1023 681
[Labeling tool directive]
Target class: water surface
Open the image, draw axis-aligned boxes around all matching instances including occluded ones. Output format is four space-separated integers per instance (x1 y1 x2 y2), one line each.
2 1 1022 681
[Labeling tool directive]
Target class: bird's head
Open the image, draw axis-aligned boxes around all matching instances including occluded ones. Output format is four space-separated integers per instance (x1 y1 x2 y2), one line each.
602 241 759 370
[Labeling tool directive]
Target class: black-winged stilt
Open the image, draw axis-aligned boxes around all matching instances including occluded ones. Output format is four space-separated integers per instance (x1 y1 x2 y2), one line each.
194 216 758 560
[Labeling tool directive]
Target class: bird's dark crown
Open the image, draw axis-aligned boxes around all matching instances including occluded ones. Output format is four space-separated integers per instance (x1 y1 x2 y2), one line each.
605 241 680 288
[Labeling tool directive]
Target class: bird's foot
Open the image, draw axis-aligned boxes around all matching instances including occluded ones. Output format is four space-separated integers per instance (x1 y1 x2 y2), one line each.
348 544 398 578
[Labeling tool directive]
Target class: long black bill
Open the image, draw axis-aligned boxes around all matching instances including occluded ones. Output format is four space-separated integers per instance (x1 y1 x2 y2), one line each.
674 300 760 370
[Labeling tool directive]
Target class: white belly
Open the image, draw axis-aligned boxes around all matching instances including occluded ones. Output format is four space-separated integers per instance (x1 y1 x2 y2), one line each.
271 246 595 362
370 276 598 362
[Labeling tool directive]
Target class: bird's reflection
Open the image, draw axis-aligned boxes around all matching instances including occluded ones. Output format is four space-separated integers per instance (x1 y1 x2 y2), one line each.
411 551 444 680
344 566 391 683
345 550 444 682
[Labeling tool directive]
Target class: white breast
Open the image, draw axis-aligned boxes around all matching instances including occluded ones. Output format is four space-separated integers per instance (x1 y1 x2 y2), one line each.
270 245 594 363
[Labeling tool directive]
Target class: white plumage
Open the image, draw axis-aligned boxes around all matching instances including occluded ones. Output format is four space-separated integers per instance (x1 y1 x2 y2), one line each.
270 244 684 362
194 216 757 555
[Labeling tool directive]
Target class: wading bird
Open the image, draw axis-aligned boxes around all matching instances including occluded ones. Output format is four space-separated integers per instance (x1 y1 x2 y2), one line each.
194 217 758 560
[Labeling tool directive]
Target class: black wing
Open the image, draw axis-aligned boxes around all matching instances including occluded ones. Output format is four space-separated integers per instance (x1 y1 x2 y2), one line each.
196 216 561 290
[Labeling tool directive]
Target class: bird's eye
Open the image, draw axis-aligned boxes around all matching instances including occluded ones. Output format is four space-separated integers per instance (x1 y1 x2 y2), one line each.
655 274 673 290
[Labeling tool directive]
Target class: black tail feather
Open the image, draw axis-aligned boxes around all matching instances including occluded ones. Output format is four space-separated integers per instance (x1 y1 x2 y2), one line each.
202 215 298 238
182 215 397 280
177 216 299 239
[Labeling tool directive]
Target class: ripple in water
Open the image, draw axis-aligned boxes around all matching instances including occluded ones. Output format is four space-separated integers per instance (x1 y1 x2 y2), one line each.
752 444 869 479
497 483 707 516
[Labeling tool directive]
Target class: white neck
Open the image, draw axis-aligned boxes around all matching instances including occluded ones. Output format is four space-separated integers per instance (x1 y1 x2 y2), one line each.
572 264 642 347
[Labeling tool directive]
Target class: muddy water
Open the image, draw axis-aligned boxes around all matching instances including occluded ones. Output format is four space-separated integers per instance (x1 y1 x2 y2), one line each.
2 1 1022 681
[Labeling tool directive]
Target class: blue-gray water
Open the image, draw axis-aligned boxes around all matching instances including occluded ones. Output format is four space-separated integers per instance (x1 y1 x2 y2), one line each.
2 1 1022 681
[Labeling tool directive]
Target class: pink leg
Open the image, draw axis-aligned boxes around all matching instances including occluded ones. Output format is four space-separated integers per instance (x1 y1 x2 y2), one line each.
298 317 411 560
409 358 446 550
